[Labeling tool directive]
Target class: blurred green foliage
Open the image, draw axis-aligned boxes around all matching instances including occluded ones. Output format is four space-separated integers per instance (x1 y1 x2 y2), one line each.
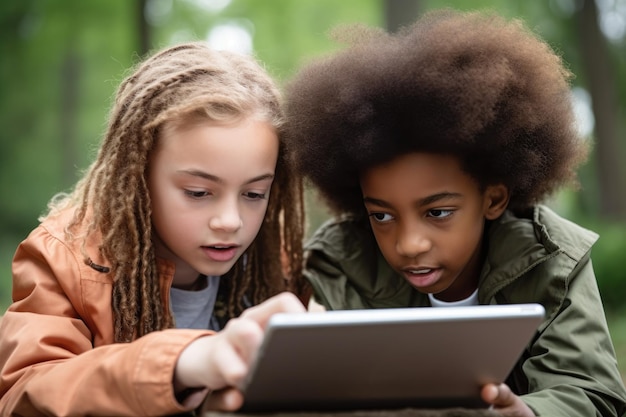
1 0 625 313
587 221 626 312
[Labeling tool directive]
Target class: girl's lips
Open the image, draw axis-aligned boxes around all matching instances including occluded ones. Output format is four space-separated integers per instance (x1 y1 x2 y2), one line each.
202 246 239 262
402 268 442 290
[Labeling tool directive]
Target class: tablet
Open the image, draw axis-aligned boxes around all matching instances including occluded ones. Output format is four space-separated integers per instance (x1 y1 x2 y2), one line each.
239 303 545 412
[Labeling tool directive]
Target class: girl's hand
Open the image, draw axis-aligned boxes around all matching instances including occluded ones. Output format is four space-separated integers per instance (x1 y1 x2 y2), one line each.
481 383 535 417
174 292 306 410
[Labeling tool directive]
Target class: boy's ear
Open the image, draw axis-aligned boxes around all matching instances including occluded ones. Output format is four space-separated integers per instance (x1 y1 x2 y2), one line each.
483 184 510 220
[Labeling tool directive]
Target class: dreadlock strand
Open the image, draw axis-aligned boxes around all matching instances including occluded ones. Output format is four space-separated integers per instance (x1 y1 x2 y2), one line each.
137 165 170 333
113 264 136 342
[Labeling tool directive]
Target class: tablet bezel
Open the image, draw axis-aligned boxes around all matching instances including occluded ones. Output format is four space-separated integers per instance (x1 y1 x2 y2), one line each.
239 303 545 412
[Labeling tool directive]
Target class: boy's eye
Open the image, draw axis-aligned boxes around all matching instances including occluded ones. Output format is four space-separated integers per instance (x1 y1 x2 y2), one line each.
428 209 453 218
243 191 267 200
369 212 394 223
184 190 210 199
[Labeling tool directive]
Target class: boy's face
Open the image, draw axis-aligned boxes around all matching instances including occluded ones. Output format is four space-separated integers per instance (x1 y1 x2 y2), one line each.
148 118 278 288
360 152 506 302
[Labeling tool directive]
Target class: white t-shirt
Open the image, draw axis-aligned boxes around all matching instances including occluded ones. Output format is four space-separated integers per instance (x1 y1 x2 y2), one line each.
428 288 479 307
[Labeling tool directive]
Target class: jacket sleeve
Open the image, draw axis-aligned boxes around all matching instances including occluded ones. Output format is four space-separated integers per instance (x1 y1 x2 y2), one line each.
516 258 626 417
303 217 415 310
303 218 426 311
0 226 214 416
304 244 366 310
303 218 370 310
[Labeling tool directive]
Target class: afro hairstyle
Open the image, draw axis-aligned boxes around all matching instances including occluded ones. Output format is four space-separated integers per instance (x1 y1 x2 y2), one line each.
284 9 588 217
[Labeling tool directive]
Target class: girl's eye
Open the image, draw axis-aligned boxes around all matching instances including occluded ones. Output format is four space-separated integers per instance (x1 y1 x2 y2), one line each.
369 212 394 223
243 191 267 200
184 190 210 199
428 209 454 219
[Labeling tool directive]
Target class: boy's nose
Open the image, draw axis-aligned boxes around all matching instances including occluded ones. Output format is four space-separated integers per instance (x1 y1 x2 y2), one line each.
396 227 432 258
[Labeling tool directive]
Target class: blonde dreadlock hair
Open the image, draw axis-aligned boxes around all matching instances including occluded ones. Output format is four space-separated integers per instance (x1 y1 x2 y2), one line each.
42 42 305 343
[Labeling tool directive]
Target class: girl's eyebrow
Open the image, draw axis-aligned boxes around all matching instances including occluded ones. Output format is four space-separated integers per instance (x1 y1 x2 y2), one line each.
363 192 462 208
177 169 275 185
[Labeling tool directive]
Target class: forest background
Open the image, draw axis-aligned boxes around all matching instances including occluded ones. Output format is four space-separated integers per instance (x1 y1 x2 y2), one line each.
1 0 625 372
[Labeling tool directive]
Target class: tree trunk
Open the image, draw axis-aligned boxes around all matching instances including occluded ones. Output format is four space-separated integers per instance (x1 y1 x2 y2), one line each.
575 0 626 220
60 48 80 187
137 0 150 56
384 0 421 33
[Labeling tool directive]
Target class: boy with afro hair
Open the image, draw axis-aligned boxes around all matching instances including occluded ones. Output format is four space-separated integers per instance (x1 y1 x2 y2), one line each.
284 9 626 417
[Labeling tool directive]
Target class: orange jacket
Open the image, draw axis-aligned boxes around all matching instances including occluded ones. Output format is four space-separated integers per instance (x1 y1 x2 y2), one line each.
0 209 214 416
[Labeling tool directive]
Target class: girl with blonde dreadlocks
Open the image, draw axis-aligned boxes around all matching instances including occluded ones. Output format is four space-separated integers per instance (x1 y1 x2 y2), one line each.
0 42 306 416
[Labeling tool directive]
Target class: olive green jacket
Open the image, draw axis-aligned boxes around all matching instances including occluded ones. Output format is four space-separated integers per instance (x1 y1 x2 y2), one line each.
304 205 626 417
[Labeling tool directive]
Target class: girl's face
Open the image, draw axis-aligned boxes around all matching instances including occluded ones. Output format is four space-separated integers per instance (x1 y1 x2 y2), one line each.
148 118 278 288
360 152 507 302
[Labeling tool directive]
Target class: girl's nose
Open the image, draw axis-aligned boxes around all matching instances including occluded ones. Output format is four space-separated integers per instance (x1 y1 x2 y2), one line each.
209 201 243 232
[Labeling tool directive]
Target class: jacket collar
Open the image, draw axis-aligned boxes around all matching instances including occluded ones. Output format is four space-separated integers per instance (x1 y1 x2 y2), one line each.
478 205 598 303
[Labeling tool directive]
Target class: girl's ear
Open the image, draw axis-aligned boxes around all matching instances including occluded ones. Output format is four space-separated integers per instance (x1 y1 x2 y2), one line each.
483 184 510 220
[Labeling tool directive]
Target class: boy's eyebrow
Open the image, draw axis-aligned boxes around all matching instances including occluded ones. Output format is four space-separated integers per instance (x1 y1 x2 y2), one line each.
419 192 463 206
363 192 462 207
177 169 275 184
362 197 393 208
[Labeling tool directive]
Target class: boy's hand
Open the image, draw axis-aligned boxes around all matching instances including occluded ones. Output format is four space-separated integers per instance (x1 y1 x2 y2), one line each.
174 292 306 411
481 383 535 416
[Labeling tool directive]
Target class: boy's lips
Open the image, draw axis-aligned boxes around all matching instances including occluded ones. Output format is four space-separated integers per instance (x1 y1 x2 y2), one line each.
401 266 441 290
405 267 434 274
